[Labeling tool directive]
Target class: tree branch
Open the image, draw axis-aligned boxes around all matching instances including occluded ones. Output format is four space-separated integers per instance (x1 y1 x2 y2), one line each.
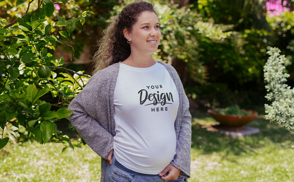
64 69 83 88
0 60 90 78
26 0 34 14
38 0 41 10
49 66 91 78
4 1 36 29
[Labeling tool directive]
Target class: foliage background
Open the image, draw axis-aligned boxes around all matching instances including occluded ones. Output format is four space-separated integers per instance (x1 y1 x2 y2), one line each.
1 0 294 150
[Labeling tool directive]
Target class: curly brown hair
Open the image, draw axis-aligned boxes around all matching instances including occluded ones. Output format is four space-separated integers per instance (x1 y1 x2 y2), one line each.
92 1 156 74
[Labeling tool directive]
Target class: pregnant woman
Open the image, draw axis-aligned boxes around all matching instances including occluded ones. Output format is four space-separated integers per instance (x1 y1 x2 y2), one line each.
68 1 191 181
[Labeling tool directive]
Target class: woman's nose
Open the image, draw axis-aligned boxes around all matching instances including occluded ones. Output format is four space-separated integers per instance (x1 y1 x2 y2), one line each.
150 27 157 36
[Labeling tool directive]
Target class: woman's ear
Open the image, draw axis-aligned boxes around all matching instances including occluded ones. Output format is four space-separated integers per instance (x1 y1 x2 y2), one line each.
123 28 131 42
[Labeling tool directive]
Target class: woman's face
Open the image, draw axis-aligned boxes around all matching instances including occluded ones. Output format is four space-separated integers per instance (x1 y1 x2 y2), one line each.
124 11 161 56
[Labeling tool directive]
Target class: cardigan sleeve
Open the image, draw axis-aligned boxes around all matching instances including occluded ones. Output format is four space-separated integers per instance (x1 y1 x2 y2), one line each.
171 97 191 179
164 63 191 179
68 72 114 160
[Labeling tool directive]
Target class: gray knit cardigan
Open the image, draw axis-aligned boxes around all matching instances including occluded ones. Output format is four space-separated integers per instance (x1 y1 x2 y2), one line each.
68 62 191 181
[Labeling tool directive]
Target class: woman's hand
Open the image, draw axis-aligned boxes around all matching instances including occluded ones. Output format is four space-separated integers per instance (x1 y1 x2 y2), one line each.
159 163 181 181
107 149 114 164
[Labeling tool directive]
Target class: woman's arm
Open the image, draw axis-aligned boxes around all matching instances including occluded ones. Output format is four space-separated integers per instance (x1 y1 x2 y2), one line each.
171 104 191 178
68 71 115 160
162 63 192 179
159 102 191 181
69 94 114 159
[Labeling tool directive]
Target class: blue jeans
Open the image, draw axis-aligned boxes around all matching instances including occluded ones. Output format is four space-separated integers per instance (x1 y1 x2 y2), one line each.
104 156 185 182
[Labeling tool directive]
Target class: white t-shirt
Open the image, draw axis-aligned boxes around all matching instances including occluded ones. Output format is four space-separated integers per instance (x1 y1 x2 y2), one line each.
113 62 179 174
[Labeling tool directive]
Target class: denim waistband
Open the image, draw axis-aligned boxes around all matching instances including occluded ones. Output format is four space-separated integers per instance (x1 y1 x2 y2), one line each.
114 159 157 176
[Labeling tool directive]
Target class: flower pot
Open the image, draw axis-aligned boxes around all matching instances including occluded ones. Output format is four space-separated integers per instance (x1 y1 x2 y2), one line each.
207 109 258 130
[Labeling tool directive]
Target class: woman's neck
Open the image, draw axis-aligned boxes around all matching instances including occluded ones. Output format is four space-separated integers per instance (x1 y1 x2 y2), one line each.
122 53 155 68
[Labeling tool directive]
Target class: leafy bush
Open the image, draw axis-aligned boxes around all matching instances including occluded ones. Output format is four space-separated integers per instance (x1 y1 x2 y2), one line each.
264 47 294 135
110 0 232 85
0 0 92 149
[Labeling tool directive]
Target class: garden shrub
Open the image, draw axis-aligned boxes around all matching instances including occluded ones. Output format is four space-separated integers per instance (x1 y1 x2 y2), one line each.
0 0 92 150
110 0 232 85
264 47 294 135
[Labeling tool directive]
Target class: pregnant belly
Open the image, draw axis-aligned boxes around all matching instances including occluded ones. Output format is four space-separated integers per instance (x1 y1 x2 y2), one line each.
114 131 177 174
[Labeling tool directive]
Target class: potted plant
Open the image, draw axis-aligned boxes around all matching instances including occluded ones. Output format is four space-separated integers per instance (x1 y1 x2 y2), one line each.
207 105 258 130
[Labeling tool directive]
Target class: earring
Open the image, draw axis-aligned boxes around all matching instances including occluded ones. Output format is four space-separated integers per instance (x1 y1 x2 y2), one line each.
127 40 130 44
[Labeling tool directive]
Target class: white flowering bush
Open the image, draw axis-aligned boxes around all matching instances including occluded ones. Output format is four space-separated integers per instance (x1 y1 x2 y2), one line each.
264 47 294 134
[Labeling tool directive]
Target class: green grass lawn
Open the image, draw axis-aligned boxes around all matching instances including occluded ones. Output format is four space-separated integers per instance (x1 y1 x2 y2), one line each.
1 111 293 182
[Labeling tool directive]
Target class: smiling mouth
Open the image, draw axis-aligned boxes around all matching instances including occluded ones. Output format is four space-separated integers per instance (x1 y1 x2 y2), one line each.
147 40 157 43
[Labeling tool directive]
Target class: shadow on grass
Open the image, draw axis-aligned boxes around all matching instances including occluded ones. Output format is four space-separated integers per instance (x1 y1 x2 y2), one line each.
191 110 293 159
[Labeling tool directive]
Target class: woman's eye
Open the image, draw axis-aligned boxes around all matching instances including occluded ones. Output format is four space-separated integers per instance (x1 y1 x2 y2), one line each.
155 25 160 29
143 26 149 29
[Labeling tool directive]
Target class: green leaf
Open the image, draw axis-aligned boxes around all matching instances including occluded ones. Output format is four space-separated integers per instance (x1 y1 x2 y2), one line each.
59 57 64 65
0 138 9 149
18 35 30 43
19 46 30 56
31 21 42 30
68 21 76 34
0 34 3 41
36 41 46 52
59 31 68 38
17 101 28 109
57 108 72 119
10 43 22 49
55 21 66 27
32 8 45 21
0 28 9 34
18 125 26 133
80 18 86 26
39 103 51 116
62 146 68 153
9 67 19 78
0 111 6 128
59 135 74 149
44 1 55 17
23 12 33 23
33 124 43 143
16 0 27 6
73 17 84 24
34 29 43 36
0 60 5 69
42 48 47 57
19 25 30 31
0 94 12 102
40 121 53 143
33 87 49 103
10 25 21 30
28 119 38 127
5 109 16 121
17 18 25 26
43 111 57 120
21 52 35 63
57 15 67 24
45 24 51 35
26 84 38 102
56 15 67 27
82 11 94 17
7 48 18 55
45 36 56 45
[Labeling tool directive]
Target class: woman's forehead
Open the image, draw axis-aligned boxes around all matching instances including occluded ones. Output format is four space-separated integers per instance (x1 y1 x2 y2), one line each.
136 11 158 24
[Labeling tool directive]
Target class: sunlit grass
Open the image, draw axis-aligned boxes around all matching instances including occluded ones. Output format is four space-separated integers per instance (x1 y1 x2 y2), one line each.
1 111 294 181
190 111 294 182
0 142 101 182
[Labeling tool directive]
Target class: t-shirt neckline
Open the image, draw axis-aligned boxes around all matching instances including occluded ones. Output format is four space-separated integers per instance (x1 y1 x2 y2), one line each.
119 62 160 72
